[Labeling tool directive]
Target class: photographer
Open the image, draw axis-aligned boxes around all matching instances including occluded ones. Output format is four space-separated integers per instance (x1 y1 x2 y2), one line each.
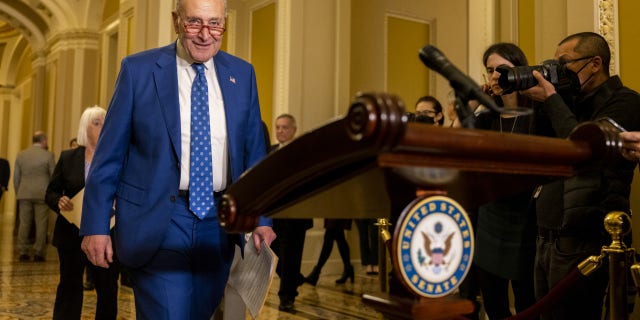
520 32 640 319
473 43 538 320
408 95 445 125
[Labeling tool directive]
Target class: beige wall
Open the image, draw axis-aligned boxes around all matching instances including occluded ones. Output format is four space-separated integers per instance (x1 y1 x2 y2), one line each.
250 2 276 136
619 0 640 248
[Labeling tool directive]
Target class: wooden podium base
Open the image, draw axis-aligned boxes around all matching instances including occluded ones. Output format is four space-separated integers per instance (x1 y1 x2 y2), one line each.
362 293 475 320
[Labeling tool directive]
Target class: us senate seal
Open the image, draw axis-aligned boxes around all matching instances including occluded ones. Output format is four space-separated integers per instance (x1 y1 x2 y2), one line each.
392 195 474 298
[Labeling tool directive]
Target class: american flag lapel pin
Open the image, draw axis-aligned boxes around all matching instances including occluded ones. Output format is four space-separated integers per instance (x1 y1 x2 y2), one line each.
229 76 236 84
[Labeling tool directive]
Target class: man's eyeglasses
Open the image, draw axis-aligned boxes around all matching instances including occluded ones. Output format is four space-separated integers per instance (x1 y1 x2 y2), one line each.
182 18 226 36
416 110 438 117
559 56 594 66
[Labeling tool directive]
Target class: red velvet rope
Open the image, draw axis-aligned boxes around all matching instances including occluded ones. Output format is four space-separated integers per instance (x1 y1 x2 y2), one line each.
505 268 587 320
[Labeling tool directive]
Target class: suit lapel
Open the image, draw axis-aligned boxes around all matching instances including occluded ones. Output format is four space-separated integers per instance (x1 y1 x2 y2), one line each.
154 44 181 160
213 53 237 181
214 53 235 124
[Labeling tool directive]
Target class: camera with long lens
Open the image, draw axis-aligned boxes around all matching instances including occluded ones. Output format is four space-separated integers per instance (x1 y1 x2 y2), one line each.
405 112 435 124
496 60 578 94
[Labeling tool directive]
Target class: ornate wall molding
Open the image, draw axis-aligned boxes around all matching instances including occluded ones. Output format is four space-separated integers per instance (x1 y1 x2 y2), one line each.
30 49 46 69
47 30 100 55
273 0 291 118
597 0 619 75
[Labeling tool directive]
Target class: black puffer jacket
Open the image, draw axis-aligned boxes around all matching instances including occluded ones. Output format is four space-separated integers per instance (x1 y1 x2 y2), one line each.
536 76 640 235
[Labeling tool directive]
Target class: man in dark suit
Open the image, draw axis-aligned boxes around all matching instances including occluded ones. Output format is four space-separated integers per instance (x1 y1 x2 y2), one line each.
79 0 276 318
14 131 55 262
269 114 313 312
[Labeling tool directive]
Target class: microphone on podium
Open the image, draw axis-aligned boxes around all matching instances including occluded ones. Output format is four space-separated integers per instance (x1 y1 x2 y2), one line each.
419 45 500 114
418 45 532 128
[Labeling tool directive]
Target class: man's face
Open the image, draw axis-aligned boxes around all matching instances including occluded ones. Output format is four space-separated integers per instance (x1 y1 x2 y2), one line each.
172 0 225 63
555 38 595 93
275 118 296 144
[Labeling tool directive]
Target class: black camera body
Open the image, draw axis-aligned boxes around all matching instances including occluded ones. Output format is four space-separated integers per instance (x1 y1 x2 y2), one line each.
496 60 578 94
405 112 435 124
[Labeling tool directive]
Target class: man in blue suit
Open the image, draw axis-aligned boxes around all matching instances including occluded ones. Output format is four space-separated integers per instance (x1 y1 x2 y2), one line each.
80 0 276 318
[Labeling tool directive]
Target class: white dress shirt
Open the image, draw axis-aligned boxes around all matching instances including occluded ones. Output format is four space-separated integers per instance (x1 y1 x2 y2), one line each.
176 41 228 192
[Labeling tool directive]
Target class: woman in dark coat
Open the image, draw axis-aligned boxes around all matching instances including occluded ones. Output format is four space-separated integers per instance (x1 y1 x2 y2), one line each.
473 43 540 319
45 106 119 320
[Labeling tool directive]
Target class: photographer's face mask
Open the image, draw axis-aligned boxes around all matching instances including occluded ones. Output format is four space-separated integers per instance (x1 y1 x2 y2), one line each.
414 114 436 124
555 64 582 96
558 56 595 95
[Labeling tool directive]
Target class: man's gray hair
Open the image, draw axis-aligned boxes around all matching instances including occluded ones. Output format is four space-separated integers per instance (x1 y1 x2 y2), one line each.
276 114 296 128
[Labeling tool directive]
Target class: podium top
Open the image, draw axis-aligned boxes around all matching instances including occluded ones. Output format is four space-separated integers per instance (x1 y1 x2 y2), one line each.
218 93 621 232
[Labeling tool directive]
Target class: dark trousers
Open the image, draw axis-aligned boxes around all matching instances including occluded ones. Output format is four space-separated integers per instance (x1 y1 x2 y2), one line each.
534 235 608 320
129 197 234 320
272 219 309 300
316 227 350 270
53 244 120 320
477 266 536 319
355 219 378 266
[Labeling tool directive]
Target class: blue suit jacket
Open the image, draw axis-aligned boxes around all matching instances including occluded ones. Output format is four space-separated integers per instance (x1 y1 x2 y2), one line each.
80 42 270 268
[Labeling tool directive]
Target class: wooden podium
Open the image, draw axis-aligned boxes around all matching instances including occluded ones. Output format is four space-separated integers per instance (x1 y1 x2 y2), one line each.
217 93 621 319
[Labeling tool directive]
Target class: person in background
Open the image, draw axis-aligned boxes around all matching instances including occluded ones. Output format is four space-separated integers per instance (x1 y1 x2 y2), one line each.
14 131 55 262
444 91 461 128
524 31 640 319
269 114 313 312
69 137 96 290
412 95 445 125
45 106 120 320
355 219 378 276
304 219 354 285
0 157 9 200
473 43 537 319
79 0 276 318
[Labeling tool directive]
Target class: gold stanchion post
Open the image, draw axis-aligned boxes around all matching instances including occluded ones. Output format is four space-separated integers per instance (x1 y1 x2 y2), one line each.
375 218 392 293
578 211 634 320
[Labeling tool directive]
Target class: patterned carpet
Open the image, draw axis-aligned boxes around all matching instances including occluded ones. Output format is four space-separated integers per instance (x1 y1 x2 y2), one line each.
0 211 383 319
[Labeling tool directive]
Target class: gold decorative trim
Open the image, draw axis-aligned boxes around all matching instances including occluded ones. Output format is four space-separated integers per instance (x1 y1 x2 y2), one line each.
273 0 290 119
597 0 619 75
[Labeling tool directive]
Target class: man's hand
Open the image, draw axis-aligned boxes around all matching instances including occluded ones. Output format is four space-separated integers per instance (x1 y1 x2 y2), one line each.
521 70 557 102
620 131 640 161
251 226 276 254
81 235 113 268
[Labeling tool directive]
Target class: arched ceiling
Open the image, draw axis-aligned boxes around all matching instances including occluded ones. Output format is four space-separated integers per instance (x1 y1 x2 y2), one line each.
0 0 50 49
0 0 107 87
0 20 20 38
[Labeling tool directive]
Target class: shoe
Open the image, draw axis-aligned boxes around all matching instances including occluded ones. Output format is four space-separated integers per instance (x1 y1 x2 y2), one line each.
335 265 354 284
33 255 45 262
18 254 30 262
278 297 295 312
83 280 95 291
366 265 379 275
304 266 321 286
